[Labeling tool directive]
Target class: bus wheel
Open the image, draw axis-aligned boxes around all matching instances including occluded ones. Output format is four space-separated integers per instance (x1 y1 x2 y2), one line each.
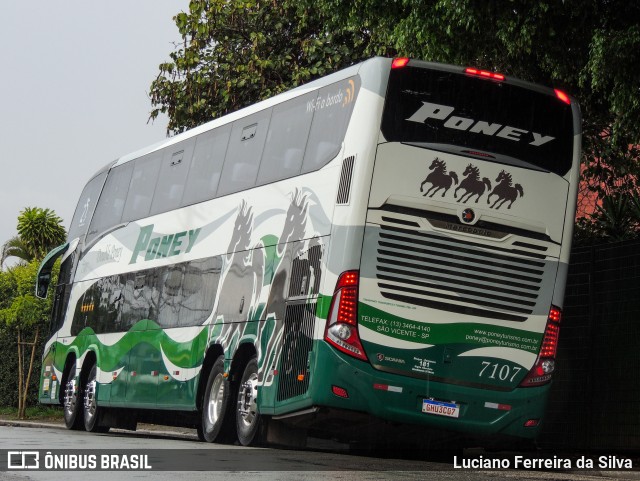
83 364 109 433
236 357 262 446
199 356 231 442
63 363 84 430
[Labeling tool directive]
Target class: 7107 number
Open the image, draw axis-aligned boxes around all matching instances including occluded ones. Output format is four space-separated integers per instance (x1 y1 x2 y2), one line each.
478 361 522 382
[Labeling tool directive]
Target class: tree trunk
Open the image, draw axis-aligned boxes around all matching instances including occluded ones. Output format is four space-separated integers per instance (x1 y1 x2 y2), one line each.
22 327 39 419
17 328 24 419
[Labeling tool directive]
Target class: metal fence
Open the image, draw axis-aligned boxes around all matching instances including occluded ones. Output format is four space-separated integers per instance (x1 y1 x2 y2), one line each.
539 238 640 451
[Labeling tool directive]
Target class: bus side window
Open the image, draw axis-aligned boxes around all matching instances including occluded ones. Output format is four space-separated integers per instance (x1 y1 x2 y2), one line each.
87 163 133 244
158 265 184 328
150 139 195 216
217 108 272 197
256 92 315 186
67 170 107 242
122 152 163 222
178 257 221 327
182 124 231 207
301 77 360 174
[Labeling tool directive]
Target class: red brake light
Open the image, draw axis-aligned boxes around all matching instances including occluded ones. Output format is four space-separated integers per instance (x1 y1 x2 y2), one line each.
335 270 358 289
465 67 505 81
520 306 562 387
324 271 368 361
539 322 560 358
554 89 571 105
392 57 410 69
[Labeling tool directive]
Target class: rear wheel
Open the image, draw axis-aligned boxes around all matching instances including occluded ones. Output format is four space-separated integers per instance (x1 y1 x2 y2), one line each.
236 357 262 446
83 364 109 433
63 363 83 430
199 356 232 442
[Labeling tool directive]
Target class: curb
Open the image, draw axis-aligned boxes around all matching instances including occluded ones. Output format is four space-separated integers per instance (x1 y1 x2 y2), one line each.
0 419 199 441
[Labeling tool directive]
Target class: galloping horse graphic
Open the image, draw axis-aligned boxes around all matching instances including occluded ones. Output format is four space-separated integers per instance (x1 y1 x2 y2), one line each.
216 200 264 323
454 164 492 203
263 189 310 321
487 170 524 209
420 158 459 197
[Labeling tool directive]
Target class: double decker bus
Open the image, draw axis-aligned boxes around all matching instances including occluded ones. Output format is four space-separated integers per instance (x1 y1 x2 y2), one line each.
36 57 581 447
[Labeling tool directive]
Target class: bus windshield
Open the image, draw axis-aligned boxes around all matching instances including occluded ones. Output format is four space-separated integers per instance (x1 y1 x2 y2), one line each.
381 64 575 176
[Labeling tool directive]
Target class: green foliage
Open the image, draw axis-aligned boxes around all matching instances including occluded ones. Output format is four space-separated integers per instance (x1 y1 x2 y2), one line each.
0 405 63 420
1 236 31 268
0 261 54 329
149 0 368 134
574 193 640 244
0 259 58 410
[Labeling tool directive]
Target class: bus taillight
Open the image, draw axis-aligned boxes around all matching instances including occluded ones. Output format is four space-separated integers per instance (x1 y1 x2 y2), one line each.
324 270 368 361
465 67 505 81
554 89 571 104
520 306 562 387
391 57 410 69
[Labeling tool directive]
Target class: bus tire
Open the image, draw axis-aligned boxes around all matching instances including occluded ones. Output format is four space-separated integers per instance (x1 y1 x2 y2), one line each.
199 356 232 443
83 364 109 433
63 363 84 430
235 357 262 446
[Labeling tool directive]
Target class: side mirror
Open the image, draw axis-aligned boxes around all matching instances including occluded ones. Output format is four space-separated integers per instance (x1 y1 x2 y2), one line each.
35 242 70 299
36 273 51 299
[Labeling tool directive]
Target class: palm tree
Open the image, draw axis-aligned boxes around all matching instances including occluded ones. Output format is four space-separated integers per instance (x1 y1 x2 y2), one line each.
16 207 66 261
1 207 67 269
1 235 32 268
593 194 638 241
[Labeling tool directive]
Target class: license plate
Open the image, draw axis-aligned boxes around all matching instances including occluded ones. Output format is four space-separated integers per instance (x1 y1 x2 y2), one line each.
422 399 460 418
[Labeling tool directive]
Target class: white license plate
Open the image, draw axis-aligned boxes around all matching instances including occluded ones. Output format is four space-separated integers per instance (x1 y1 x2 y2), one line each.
422 399 460 418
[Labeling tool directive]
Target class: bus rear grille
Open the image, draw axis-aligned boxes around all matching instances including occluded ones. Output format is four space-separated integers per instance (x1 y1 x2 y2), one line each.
376 224 549 322
276 301 316 401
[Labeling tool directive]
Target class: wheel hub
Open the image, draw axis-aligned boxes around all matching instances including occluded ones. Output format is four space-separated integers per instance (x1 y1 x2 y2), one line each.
237 374 258 426
206 375 225 426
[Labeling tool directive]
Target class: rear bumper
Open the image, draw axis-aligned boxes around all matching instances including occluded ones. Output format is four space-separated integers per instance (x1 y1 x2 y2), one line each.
310 341 550 440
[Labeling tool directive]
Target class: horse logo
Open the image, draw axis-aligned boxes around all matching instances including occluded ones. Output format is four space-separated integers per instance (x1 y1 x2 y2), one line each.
487 170 524 209
420 158 459 197
454 164 492 203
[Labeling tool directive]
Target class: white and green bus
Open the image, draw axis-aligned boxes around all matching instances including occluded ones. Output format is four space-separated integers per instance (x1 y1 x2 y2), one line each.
36 57 581 446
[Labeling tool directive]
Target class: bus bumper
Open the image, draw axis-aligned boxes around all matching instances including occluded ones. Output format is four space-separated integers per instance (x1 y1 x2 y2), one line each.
310 341 550 440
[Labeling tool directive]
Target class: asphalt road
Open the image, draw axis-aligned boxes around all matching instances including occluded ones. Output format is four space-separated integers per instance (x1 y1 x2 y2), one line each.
0 423 636 481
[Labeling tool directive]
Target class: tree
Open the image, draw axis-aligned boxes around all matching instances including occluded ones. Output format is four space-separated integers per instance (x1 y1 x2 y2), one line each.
1 236 32 268
150 0 640 234
16 207 67 261
149 0 367 134
0 261 57 418
0 207 64 417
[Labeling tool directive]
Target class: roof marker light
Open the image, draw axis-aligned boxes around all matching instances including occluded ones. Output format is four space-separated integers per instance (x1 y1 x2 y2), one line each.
465 67 505 81
392 57 410 69
555 89 571 105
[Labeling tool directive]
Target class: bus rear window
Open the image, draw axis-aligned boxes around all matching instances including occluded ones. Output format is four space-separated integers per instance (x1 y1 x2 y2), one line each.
381 66 575 176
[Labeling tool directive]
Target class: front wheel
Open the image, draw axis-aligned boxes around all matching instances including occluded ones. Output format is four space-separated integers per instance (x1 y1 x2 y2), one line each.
236 357 262 446
199 356 232 442
63 363 83 430
83 364 109 433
